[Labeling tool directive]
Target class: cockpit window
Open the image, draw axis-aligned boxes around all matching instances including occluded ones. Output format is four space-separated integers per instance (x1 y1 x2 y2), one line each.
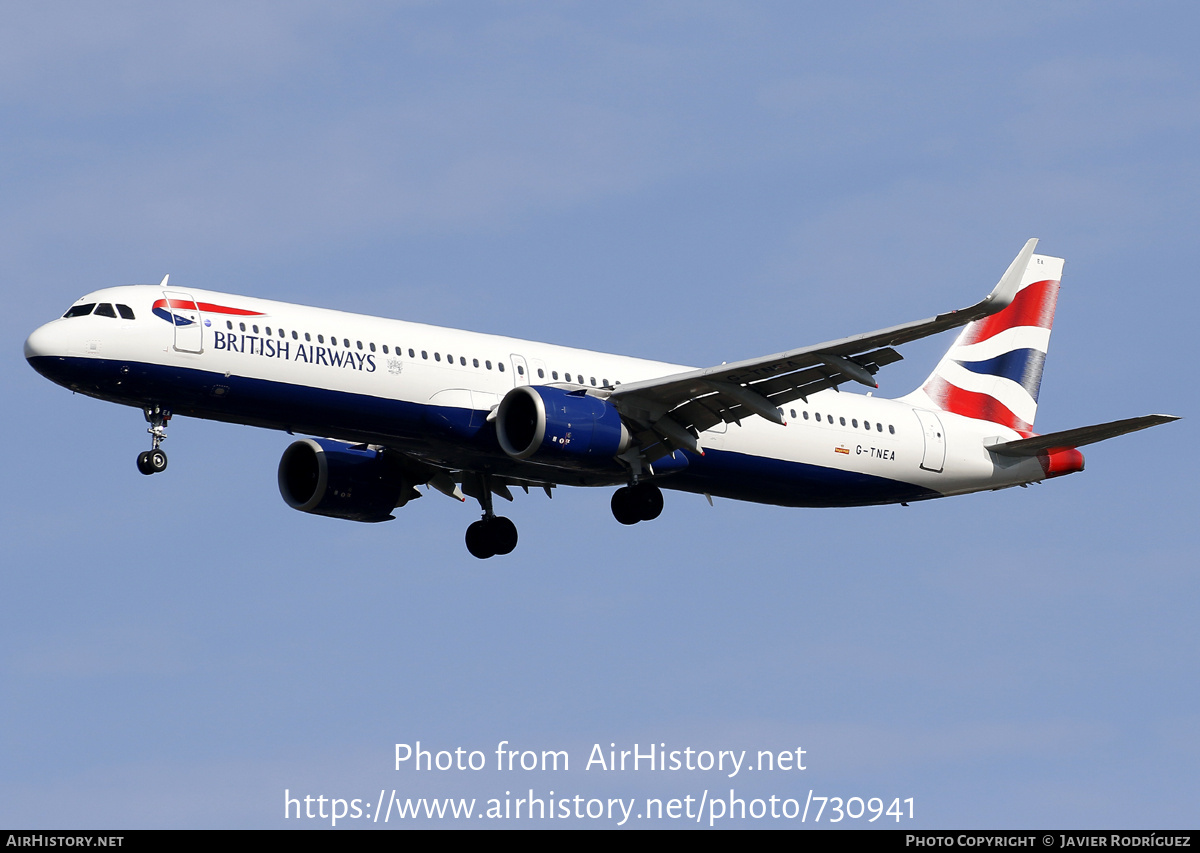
94 303 117 318
63 303 95 318
116 304 135 320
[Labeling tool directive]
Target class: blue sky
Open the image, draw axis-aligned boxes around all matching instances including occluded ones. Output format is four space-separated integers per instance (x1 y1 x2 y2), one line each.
3 3 1197 828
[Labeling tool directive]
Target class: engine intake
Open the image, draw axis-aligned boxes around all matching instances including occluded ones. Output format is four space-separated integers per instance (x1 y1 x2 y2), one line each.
278 438 414 523
496 386 630 463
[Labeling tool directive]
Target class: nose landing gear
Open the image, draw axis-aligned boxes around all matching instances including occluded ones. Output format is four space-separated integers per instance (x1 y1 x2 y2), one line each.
137 406 171 476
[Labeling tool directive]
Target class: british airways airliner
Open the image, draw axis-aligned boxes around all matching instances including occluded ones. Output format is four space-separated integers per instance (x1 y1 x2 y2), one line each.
24 239 1177 558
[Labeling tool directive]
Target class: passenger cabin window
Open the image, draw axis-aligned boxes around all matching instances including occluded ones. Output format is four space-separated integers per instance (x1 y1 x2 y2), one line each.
116 304 135 320
63 304 95 318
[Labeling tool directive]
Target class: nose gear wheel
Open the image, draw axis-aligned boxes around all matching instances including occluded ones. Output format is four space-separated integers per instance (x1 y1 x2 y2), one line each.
136 406 171 475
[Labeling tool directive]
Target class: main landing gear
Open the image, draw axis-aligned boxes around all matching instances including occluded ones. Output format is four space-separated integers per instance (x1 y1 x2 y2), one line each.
610 482 663 525
465 473 518 559
136 406 171 476
465 516 518 560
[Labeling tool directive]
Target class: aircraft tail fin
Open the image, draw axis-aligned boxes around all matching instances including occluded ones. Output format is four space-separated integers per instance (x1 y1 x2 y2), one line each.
905 250 1063 434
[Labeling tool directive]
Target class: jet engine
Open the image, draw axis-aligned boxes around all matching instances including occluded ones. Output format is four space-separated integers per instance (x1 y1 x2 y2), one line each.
277 438 416 522
496 386 630 463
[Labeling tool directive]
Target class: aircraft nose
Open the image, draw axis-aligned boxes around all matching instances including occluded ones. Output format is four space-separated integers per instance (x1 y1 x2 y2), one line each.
24 321 59 361
24 321 76 389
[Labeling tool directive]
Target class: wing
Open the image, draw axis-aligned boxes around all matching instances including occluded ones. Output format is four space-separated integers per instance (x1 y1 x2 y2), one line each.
608 239 1039 461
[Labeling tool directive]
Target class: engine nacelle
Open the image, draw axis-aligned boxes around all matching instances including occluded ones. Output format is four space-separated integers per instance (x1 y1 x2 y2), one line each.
277 438 413 523
496 386 630 463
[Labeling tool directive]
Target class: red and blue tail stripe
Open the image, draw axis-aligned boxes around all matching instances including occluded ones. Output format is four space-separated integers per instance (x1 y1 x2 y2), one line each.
908 254 1063 433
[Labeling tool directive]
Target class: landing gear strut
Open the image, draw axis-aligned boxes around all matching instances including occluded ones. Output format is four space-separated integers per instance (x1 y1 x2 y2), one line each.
136 406 171 475
611 483 663 525
464 473 518 559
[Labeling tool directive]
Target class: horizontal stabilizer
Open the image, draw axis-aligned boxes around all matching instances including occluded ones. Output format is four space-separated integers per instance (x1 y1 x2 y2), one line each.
987 414 1180 457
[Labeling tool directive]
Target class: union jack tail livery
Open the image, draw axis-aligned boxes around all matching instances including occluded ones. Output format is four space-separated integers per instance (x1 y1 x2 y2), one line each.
908 252 1062 435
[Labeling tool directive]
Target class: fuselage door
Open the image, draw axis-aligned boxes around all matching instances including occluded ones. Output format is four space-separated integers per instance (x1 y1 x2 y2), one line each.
913 408 946 473
510 354 529 387
163 290 203 354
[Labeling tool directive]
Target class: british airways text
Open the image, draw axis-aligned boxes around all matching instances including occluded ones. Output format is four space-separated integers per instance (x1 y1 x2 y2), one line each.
212 331 377 372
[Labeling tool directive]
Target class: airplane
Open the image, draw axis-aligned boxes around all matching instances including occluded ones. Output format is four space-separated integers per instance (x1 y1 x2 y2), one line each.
24 239 1178 558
